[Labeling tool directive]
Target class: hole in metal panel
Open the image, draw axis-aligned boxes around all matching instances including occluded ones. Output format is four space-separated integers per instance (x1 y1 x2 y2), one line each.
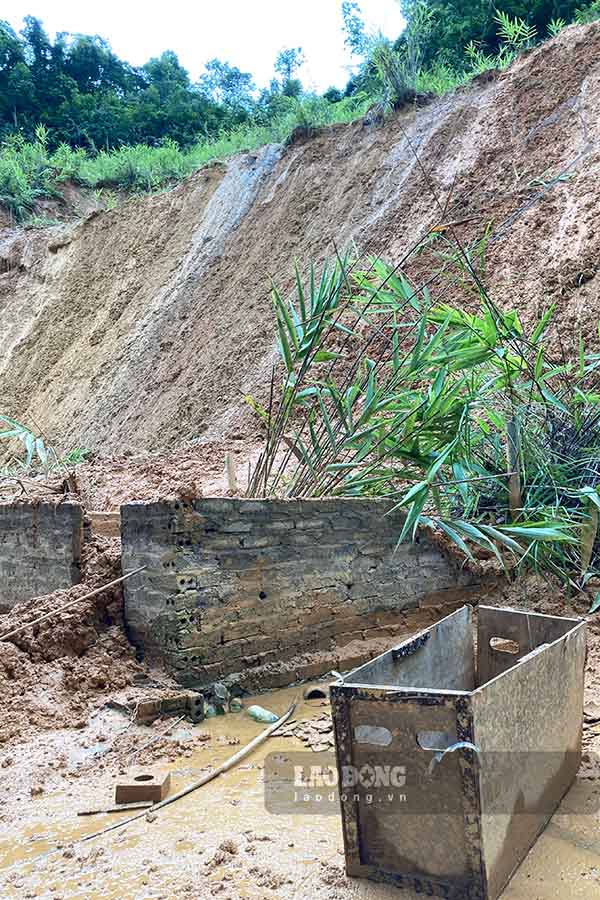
134 774 154 782
416 730 453 751
354 725 393 746
490 636 520 654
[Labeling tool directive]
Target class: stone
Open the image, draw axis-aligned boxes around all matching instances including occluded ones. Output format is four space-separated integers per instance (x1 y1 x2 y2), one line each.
0 500 82 611
121 498 478 691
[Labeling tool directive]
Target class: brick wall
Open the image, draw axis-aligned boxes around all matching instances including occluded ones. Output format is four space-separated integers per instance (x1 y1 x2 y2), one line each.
0 500 83 610
121 498 477 690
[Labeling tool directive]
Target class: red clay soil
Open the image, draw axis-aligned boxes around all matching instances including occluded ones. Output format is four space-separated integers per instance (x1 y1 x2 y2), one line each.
74 441 259 511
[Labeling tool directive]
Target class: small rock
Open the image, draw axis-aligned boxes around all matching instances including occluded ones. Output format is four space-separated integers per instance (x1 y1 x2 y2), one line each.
219 838 238 855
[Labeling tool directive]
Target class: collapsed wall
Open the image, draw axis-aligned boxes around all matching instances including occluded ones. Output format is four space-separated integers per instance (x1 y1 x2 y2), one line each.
0 500 82 610
121 497 478 689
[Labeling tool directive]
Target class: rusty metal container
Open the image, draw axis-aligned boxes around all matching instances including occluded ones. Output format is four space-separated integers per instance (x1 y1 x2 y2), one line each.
330 605 586 900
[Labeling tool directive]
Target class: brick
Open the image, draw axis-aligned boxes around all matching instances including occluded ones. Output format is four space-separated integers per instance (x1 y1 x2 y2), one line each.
121 497 479 690
332 614 368 634
335 630 365 647
299 608 337 627
295 658 336 681
222 620 263 642
88 510 121 539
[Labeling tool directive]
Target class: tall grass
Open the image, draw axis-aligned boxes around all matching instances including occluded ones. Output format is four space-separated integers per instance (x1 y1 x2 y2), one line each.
0 95 370 222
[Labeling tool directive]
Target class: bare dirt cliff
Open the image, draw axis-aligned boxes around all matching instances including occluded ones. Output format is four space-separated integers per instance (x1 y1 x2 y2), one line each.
2 22 600 457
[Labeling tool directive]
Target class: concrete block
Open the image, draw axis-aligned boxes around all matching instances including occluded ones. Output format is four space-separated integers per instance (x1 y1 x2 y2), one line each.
0 500 83 610
115 769 171 804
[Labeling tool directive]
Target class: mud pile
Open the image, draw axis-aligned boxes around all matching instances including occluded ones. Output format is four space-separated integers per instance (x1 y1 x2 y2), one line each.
0 536 144 743
1 22 599 465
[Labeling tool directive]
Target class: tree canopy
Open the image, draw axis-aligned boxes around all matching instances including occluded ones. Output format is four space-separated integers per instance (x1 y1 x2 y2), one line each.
398 1 590 68
0 16 312 150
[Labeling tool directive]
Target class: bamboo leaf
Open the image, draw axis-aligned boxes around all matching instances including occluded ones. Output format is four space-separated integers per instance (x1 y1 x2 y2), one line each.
275 316 294 374
531 305 556 343
590 593 600 614
581 501 598 576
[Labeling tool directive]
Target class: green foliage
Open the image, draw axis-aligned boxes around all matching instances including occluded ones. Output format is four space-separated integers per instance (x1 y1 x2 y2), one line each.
0 416 52 471
61 447 92 465
342 1 369 55
249 250 600 591
0 15 343 157
494 10 538 49
0 94 369 221
547 17 567 35
575 1 600 23
1 3 595 222
397 2 583 70
274 47 305 85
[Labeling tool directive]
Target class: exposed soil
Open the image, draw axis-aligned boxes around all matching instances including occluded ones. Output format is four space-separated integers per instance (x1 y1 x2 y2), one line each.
74 441 260 511
0 535 145 744
2 21 600 899
1 23 600 465
0 596 599 900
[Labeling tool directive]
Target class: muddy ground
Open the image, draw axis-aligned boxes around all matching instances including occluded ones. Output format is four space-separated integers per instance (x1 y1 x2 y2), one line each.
1 572 600 900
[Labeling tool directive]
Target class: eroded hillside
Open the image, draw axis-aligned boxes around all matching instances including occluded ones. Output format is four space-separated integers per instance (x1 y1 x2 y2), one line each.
2 22 600 456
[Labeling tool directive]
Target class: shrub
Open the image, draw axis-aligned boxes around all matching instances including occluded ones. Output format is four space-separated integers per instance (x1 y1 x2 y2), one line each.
248 248 600 597
575 1 600 24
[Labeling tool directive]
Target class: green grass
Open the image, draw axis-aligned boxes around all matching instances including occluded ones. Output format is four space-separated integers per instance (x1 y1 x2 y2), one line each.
0 95 370 222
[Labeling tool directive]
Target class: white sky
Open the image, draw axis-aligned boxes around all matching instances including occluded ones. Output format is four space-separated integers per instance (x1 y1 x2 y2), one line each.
4 1 405 92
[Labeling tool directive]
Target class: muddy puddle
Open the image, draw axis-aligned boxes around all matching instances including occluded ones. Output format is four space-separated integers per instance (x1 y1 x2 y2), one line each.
1 683 599 899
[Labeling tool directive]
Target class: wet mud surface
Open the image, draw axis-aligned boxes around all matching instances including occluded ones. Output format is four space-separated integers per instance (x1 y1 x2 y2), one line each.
1 660 599 900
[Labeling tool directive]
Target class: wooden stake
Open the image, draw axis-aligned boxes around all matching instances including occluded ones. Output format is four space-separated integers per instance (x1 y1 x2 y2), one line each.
225 452 238 492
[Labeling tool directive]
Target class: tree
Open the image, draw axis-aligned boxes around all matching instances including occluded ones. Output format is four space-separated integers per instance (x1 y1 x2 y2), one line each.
273 47 305 99
341 0 368 55
197 59 255 112
323 85 343 103
274 47 305 81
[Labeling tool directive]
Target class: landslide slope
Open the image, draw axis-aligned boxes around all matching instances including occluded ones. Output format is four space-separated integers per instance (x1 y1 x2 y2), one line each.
2 22 600 454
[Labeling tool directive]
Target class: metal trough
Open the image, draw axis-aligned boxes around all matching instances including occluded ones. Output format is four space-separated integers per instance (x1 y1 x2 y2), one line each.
330 604 586 900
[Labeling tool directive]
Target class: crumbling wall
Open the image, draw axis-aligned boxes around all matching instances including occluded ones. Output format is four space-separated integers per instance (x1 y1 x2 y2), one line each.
0 500 83 610
121 498 476 689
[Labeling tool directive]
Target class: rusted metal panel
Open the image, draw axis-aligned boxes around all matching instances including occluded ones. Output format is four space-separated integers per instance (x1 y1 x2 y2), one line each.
347 605 475 691
472 611 586 899
330 604 585 900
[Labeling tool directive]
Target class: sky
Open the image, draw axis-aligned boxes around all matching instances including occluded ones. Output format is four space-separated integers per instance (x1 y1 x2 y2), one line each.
4 1 405 92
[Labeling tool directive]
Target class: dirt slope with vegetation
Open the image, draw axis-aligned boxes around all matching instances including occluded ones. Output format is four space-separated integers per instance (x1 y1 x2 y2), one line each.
1 22 600 458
